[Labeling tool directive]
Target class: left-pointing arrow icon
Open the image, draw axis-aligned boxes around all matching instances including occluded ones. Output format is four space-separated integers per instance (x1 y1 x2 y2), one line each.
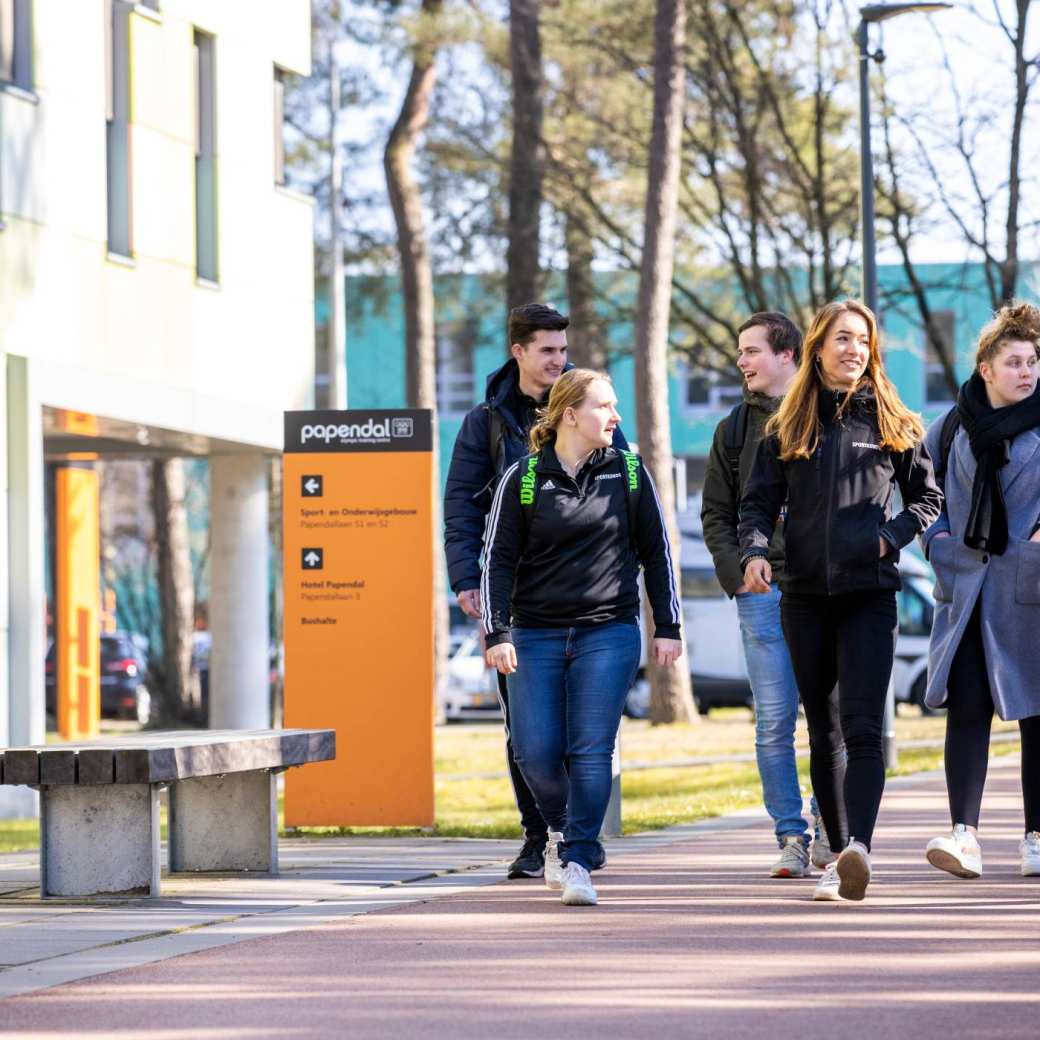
302 548 323 569
302 475 323 497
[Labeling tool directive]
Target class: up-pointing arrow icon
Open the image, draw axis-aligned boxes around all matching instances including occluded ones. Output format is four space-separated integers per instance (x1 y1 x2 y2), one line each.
302 548 323 569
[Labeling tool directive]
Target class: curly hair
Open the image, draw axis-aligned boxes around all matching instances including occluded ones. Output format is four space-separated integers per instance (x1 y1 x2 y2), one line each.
974 301 1040 369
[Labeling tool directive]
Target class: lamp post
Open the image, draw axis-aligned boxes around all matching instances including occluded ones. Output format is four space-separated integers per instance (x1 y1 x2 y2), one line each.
856 2 950 768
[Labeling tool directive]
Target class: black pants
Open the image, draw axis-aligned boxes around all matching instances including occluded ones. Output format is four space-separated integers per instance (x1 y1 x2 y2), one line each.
497 671 549 842
945 599 1040 833
781 589 897 853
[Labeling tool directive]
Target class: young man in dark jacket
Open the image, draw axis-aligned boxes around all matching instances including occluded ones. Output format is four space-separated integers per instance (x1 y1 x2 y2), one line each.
443 303 627 879
700 312 826 879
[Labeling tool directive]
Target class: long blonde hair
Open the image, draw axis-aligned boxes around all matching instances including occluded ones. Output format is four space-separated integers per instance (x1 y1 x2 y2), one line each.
766 299 924 460
529 368 611 451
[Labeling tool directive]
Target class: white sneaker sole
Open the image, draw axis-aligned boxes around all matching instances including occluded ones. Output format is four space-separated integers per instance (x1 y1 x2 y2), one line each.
926 845 981 879
836 850 871 901
813 885 843 902
1021 861 1040 877
561 886 598 906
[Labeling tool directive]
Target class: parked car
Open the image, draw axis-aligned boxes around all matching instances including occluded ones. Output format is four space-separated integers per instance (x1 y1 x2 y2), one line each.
440 629 501 722
679 529 938 715
45 631 151 725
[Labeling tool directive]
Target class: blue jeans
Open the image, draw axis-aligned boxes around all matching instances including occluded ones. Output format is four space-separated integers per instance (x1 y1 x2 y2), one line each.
737 585 817 845
507 621 641 871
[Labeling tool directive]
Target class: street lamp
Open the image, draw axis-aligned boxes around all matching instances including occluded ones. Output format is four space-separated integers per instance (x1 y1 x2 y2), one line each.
856 2 950 769
857 2 952 314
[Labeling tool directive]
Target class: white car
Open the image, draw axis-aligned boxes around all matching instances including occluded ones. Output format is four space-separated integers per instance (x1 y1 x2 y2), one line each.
439 630 501 722
678 517 938 715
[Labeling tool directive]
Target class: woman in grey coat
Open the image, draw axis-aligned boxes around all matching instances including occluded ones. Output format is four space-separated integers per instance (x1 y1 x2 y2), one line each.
920 302 1040 880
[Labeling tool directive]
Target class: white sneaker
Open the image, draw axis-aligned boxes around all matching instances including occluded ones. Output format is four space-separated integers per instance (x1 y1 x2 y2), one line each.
836 839 872 901
926 824 982 879
560 862 598 906
811 813 837 869
770 835 811 878
813 861 842 901
1020 831 1040 877
544 830 564 890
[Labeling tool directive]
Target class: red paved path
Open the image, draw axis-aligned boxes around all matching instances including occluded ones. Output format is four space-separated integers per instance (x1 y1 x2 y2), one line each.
2 765 1038 1038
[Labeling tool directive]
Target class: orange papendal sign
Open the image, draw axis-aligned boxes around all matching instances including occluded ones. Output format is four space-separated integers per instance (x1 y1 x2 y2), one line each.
282 410 435 827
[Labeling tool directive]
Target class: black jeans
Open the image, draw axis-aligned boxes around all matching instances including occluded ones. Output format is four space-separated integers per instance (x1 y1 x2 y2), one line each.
781 589 898 853
497 671 549 843
945 599 1040 833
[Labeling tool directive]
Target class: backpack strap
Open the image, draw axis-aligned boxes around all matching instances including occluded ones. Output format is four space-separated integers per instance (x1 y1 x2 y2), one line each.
933 407 961 492
722 402 751 487
618 449 642 556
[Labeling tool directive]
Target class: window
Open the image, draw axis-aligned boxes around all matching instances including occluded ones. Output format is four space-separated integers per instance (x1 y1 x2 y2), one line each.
273 67 287 186
436 323 476 418
105 0 132 257
681 359 743 412
0 0 31 90
925 310 956 404
194 30 218 282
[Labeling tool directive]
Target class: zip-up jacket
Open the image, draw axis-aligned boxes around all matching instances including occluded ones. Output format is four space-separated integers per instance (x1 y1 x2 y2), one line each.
443 359 628 594
738 385 942 596
701 389 786 597
482 445 681 647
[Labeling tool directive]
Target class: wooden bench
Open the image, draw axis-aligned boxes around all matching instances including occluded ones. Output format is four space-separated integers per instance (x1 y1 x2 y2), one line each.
0 728 335 898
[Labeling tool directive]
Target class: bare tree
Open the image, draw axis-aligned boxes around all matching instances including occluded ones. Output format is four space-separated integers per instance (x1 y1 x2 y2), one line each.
507 0 545 315
635 0 697 725
384 0 449 690
891 1 1038 311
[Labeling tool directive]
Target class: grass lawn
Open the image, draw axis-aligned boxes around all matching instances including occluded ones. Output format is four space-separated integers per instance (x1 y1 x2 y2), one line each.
0 710 1021 851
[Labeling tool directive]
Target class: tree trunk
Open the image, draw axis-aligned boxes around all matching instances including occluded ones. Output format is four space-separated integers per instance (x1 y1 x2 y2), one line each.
506 0 545 316
564 211 607 370
151 459 196 725
634 0 696 725
384 0 448 696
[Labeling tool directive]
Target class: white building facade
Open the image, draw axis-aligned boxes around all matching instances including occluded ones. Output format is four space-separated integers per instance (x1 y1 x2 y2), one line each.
0 0 314 815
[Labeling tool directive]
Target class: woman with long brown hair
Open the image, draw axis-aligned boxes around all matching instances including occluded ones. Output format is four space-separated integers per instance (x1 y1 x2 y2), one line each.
738 300 942 901
482 369 682 907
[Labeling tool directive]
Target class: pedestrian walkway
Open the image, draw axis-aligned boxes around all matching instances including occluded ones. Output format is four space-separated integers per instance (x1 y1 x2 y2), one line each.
1 761 1037 1037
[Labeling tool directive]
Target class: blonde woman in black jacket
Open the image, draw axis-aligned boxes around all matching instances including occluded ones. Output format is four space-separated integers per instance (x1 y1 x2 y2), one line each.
739 300 942 902
483 369 682 907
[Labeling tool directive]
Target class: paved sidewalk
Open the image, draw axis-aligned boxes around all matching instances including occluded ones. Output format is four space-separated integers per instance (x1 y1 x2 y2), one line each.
1 761 1038 1037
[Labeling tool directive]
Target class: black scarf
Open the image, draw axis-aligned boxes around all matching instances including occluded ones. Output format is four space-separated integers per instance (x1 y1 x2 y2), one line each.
955 373 1040 554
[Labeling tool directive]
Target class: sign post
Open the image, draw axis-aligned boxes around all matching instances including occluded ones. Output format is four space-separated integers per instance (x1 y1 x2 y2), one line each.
282 409 435 826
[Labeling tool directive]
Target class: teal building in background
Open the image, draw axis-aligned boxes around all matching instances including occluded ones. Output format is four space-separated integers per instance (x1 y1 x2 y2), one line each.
325 263 1038 504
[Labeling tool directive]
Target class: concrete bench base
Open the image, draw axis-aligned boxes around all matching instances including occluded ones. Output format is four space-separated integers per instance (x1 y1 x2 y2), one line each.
169 770 279 874
41 784 161 898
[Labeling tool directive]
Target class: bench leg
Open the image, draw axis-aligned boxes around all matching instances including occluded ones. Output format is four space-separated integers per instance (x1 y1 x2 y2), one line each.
168 770 278 874
40 784 161 898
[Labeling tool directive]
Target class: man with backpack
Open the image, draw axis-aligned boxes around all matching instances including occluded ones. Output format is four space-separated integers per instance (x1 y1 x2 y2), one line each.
443 303 628 879
701 311 829 878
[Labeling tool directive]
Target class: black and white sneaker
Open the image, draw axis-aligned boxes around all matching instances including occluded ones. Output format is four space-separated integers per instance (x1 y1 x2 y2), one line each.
507 838 547 879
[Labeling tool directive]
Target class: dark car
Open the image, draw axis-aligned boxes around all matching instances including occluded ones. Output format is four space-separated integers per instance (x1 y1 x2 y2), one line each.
45 632 152 725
